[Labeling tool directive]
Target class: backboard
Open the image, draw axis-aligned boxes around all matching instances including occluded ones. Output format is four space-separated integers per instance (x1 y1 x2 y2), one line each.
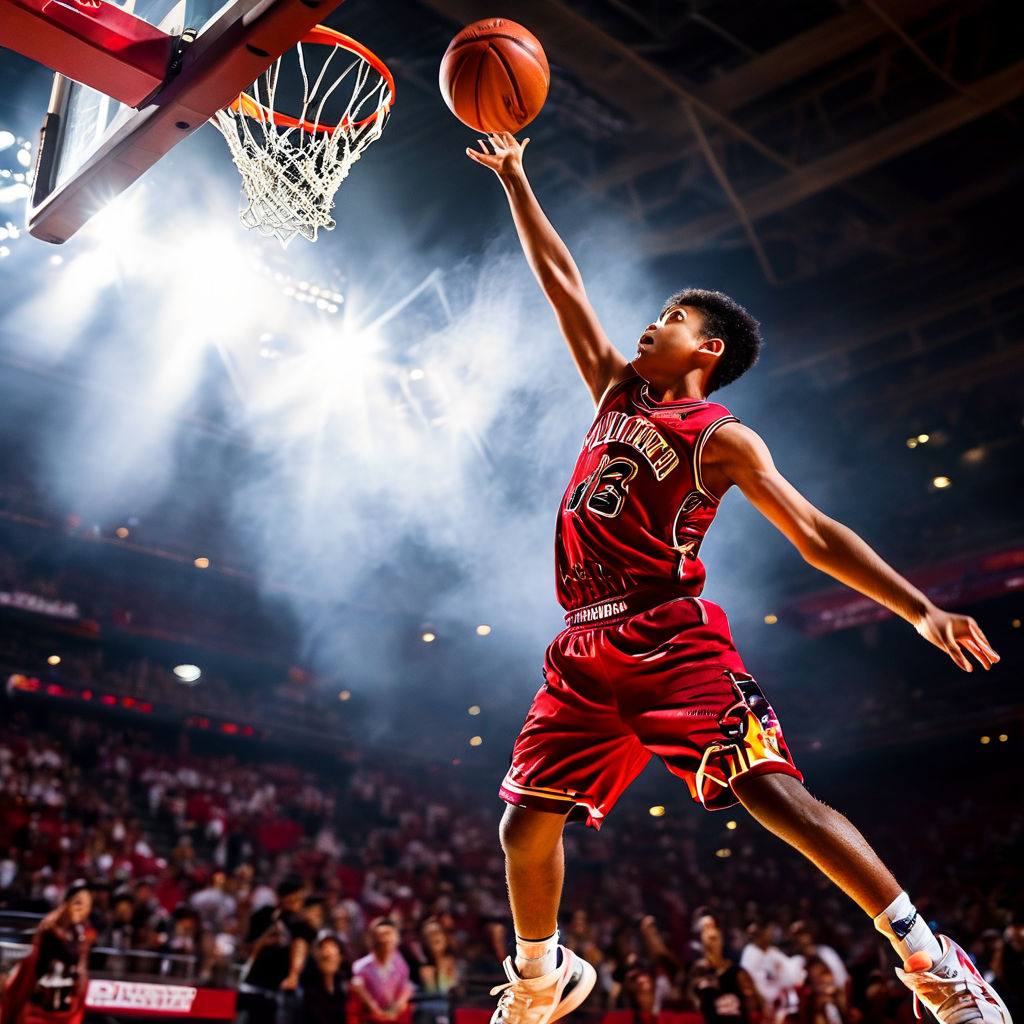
1 0 347 243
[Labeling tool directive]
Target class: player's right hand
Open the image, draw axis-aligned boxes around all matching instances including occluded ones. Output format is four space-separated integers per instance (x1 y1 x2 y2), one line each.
465 131 529 177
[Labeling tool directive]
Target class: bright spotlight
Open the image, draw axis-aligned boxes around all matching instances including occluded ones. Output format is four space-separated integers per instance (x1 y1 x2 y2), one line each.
174 664 202 683
476 624 492 636
764 614 778 625
47 655 61 666
469 735 483 746
421 632 436 643
649 805 666 817
932 476 951 489
194 556 210 568
468 705 481 715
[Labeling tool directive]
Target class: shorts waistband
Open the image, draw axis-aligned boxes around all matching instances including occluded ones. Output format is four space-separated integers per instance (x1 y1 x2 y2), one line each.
563 590 695 628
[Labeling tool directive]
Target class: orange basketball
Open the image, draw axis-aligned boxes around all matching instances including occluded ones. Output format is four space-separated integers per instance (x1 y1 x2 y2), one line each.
439 18 549 134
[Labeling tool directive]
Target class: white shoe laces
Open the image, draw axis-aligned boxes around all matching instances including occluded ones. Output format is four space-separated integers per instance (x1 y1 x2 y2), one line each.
490 976 536 1024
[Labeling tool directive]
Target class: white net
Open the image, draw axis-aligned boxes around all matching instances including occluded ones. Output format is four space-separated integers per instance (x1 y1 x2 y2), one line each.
212 34 393 247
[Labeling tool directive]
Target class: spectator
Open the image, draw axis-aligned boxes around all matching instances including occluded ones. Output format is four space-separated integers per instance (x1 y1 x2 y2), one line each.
301 934 349 1024
191 870 237 930
691 912 759 1024
239 878 315 1024
414 918 461 1024
351 919 414 1024
740 921 799 1024
797 958 847 1024
789 922 849 1007
2 881 95 1024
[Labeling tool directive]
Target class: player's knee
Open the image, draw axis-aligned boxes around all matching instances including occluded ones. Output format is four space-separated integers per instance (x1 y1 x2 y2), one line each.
499 805 564 862
734 771 831 831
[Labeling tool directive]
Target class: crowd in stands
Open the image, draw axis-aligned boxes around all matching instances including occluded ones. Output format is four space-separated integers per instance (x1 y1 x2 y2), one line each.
1 706 1022 1024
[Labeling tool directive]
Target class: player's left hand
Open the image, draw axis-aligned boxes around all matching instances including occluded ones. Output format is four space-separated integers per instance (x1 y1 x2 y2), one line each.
915 606 1000 672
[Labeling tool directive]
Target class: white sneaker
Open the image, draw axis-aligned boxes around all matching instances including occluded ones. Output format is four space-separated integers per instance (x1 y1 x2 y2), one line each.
489 947 596 1024
895 935 1012 1024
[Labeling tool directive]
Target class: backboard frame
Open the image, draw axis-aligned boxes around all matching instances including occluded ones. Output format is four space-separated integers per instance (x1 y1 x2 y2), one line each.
20 0 349 243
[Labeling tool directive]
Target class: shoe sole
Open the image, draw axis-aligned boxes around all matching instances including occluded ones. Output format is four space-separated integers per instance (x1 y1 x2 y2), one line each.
549 959 597 1024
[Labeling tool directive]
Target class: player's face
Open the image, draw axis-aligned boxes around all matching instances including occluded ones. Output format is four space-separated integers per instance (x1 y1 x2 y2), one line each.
632 305 717 384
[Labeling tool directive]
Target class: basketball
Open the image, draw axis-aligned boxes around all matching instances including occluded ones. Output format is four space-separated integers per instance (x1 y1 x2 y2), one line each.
439 18 549 134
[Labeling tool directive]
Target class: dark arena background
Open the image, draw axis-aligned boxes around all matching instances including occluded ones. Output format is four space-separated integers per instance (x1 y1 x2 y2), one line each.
0 3 1022 1024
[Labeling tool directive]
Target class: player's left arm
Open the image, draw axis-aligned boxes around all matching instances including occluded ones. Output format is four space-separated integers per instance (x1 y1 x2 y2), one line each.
702 421 1000 672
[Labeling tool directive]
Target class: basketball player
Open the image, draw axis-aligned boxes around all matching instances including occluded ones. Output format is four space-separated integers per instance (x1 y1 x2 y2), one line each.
465 132 1009 1024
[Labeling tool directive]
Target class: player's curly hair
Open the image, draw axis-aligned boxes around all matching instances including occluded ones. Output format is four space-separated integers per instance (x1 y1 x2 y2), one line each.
661 288 762 394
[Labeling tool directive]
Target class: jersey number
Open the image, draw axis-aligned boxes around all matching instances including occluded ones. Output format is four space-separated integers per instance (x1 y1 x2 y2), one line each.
566 456 638 519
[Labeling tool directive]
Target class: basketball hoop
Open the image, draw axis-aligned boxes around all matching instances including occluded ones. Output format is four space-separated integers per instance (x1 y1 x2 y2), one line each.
212 26 394 247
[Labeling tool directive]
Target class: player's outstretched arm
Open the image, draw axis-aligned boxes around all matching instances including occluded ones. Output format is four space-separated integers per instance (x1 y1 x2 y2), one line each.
703 421 1000 673
466 132 629 406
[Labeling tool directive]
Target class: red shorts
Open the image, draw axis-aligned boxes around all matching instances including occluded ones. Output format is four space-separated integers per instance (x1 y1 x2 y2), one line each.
499 593 802 827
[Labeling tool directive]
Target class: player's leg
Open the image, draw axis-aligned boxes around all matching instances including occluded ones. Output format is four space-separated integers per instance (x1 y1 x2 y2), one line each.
730 771 901 916
732 771 1012 1024
499 803 568 977
491 625 649 1024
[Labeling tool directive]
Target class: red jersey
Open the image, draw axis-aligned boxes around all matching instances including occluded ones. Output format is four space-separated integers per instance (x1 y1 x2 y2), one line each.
555 374 738 611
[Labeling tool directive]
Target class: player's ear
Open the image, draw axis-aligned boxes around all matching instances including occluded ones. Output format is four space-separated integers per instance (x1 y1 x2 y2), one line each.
699 337 725 357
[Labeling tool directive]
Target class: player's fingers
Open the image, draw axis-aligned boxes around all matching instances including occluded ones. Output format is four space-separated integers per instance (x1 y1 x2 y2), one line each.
946 640 972 672
521 137 531 151
968 620 1000 661
960 637 992 670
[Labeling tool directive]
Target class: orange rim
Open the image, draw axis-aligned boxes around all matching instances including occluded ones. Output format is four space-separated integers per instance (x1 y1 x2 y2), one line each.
228 26 395 134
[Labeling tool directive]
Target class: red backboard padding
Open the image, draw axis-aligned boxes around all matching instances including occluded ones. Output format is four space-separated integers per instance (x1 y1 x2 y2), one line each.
0 0 174 105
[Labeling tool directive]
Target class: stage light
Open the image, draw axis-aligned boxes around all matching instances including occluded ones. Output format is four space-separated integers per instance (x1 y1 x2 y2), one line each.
906 438 918 449
468 705 481 715
410 368 425 381
764 614 778 625
47 655 61 666
649 806 665 817
1012 620 1021 629
476 624 491 635
962 446 986 465
49 254 63 266
998 734 1008 742
932 476 951 489
715 848 732 858
174 665 202 683
917 433 930 444
726 820 737 830
338 690 351 701
116 526 130 538
422 632 436 643
194 557 210 568
980 735 991 744
469 736 482 746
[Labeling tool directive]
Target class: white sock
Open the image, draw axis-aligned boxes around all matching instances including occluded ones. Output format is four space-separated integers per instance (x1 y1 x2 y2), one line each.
873 891 942 964
515 930 559 979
